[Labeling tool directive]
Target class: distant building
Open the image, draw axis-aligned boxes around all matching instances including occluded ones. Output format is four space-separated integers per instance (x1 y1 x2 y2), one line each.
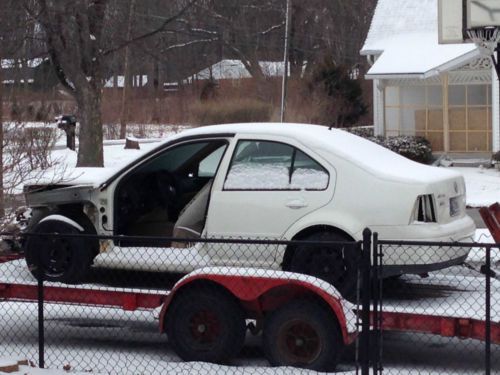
189 59 288 81
361 0 496 153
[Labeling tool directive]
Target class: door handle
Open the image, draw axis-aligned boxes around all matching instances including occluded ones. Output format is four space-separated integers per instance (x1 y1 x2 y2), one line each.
286 199 308 209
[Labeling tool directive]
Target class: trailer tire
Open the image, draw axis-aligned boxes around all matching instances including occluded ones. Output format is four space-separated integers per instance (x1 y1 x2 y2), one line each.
263 299 343 372
24 218 94 283
165 285 246 364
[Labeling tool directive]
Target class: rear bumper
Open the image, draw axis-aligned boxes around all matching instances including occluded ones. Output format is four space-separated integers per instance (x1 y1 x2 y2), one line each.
369 215 476 271
380 254 468 278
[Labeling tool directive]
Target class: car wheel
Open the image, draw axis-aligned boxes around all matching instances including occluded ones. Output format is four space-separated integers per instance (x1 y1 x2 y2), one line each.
165 285 246 364
263 299 344 371
290 232 358 300
24 218 95 283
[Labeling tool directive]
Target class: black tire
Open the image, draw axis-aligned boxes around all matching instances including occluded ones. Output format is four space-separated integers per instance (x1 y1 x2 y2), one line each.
165 285 246 364
24 218 95 283
263 299 344 372
289 232 358 301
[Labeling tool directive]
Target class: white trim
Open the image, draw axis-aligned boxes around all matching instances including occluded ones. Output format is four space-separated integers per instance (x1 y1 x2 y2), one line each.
492 65 500 152
365 73 425 80
366 49 481 80
373 79 385 136
425 49 482 78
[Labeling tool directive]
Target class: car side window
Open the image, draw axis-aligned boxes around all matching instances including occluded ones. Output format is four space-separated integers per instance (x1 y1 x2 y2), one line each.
224 140 329 190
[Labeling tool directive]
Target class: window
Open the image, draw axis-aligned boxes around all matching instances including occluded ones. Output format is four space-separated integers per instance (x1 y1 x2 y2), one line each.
224 140 329 190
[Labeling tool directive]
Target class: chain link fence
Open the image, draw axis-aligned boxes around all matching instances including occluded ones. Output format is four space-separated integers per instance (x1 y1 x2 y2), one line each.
371 231 500 375
0 233 363 374
1 230 499 374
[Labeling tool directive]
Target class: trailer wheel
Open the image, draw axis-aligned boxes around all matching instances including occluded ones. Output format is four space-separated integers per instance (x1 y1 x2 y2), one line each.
165 286 246 364
290 232 358 300
263 299 343 372
24 219 94 283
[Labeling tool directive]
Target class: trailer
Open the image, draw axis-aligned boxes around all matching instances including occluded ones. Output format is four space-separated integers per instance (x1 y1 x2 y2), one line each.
0 257 356 372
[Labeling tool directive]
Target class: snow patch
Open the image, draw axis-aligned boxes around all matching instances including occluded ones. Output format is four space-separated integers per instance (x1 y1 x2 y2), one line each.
39 215 84 232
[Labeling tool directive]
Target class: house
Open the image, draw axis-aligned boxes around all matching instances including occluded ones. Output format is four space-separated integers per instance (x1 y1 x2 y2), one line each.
361 0 497 153
190 59 286 81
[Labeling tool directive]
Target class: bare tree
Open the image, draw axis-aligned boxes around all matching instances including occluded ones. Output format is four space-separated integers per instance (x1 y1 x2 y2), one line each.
25 0 198 167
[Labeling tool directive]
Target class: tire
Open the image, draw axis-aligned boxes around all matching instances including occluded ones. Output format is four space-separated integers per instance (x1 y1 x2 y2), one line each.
289 232 358 301
165 285 246 364
263 299 344 372
24 218 95 283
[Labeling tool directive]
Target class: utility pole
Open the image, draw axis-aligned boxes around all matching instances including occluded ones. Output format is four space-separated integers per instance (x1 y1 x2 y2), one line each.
280 0 291 123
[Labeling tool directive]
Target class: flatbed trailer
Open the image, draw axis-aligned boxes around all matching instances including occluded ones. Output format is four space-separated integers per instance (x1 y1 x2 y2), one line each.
0 256 357 372
0 258 500 344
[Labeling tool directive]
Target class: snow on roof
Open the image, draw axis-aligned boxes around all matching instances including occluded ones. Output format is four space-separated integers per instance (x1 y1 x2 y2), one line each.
361 0 440 55
1 58 44 69
194 59 287 80
362 0 479 78
366 33 479 78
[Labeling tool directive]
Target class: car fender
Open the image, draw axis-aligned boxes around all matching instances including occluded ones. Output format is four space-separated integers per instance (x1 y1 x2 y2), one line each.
158 267 357 345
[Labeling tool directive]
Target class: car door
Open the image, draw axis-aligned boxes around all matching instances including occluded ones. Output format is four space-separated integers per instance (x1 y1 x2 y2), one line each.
204 135 336 267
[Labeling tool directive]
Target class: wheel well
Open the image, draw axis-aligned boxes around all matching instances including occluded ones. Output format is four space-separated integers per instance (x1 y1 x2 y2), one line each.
26 204 99 257
29 204 97 234
282 225 354 271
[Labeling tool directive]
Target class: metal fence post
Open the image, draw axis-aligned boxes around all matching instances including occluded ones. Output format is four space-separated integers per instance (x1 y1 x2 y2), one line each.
485 245 491 375
372 232 382 375
37 241 45 369
360 228 372 375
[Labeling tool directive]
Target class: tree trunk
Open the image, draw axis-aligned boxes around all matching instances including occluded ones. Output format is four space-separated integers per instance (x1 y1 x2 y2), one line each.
76 84 104 167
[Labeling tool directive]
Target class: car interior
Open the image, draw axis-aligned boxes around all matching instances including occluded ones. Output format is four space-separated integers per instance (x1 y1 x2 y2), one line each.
113 140 227 246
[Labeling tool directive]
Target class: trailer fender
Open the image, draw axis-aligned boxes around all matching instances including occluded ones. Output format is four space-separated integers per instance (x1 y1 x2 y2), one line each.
159 267 357 344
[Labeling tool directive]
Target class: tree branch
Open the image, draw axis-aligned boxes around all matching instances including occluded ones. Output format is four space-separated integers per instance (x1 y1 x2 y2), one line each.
102 0 199 56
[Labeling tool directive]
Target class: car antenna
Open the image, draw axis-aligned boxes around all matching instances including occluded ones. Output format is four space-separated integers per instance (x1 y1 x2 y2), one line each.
328 123 336 130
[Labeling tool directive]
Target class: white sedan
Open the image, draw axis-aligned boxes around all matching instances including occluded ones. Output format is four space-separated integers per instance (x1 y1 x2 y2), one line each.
23 123 475 297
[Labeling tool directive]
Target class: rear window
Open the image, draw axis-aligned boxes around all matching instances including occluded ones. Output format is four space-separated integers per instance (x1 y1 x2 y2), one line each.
224 140 329 190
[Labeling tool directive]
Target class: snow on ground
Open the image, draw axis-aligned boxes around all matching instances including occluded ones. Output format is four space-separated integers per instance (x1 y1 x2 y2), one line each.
452 167 500 208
